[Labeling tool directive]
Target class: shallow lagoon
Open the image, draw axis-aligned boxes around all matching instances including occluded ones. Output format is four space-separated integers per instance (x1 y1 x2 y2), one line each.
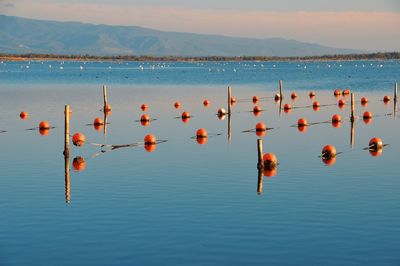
0 60 399 265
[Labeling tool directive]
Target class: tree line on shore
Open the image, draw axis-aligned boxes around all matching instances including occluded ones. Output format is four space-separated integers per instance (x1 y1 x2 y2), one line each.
1 52 399 62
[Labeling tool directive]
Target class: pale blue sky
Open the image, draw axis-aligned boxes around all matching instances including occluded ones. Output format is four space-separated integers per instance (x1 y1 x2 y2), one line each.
1 0 399 51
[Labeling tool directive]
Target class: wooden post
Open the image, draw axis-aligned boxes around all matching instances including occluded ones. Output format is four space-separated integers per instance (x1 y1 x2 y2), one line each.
279 80 283 99
228 86 232 115
395 81 398 101
350 120 355 148
257 139 263 169
228 110 232 144
64 105 71 203
350 93 355 122
103 84 108 110
64 105 70 157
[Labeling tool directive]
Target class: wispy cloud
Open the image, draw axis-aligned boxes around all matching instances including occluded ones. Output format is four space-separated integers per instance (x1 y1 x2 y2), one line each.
1 0 399 51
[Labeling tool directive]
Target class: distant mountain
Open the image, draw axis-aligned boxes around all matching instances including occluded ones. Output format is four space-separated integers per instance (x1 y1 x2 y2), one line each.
0 15 362 57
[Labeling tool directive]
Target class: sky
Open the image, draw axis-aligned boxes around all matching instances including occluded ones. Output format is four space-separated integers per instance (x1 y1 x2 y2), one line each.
0 0 399 51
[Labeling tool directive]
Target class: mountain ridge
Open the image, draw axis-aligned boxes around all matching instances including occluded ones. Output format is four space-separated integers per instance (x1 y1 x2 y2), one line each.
0 15 363 56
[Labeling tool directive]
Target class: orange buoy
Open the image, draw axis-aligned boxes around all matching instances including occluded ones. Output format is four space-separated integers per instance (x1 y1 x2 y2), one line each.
253 105 262 113
72 156 86 172
140 114 150 122
322 156 336 166
283 103 291 110
39 128 50 136
253 95 259 103
104 104 112 112
203 99 210 107
141 104 148 111
274 93 281 101
363 111 372 119
361 97 368 105
181 111 191 119
20 111 28 120
313 101 320 108
256 130 266 137
72 132 86 147
297 125 307 133
230 96 236 104
338 99 345 108
332 114 342 123
369 148 383 157
217 108 226 116
383 95 391 103
256 122 266 132
263 153 277 169
93 123 103 131
144 144 157 152
291 92 297 99
297 118 308 127
196 128 207 138
174 102 181 109
322 145 336 159
309 91 316 98
342 89 351 95
39 121 50 130
94 117 104 126
144 134 157 145
334 89 341 96
363 116 372 125
263 168 277 177
369 137 383 150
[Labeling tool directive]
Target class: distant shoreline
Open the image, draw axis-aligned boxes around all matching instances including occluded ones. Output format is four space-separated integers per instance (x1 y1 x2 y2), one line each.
1 52 399 62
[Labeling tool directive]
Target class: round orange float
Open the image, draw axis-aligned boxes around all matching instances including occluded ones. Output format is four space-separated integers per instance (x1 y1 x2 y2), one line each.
338 99 345 108
256 122 266 132
253 96 259 103
334 89 341 96
263 153 277 169
141 104 148 111
93 123 103 131
309 91 316 98
383 95 391 103
140 114 150 122
230 96 236 104
72 132 86 147
217 108 226 116
181 111 191 119
342 89 351 95
144 134 157 145
39 128 50 136
256 130 266 137
144 144 157 152
104 104 112 112
72 156 86 172
274 93 281 101
20 111 28 120
363 111 372 119
264 168 277 177
196 137 208 145
312 101 320 108
174 102 181 109
203 99 210 107
322 156 336 166
322 145 336 159
196 128 208 138
297 118 308 127
332 114 342 123
253 105 262 114
361 97 368 105
291 92 297 99
39 121 50 130
369 137 383 150
283 103 291 110
94 117 104 126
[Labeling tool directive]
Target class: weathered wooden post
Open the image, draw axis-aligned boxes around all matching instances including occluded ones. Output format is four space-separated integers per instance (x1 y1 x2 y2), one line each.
257 169 263 194
64 105 70 156
350 93 355 122
228 86 232 114
350 120 355 148
395 81 398 102
64 105 71 203
257 139 264 169
279 80 283 99
103 84 108 110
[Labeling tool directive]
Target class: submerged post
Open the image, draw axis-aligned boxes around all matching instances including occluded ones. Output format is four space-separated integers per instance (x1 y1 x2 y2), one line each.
350 120 355 148
103 84 108 110
350 93 355 122
228 109 232 144
257 169 263 194
279 80 283 99
228 86 232 115
257 139 263 169
395 81 398 102
64 105 71 203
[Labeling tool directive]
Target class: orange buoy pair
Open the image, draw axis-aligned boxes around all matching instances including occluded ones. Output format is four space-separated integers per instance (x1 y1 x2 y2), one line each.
72 132 86 147
20 111 29 120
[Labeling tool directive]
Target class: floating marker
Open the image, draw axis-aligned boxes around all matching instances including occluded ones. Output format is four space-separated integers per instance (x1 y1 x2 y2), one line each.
94 117 104 126
342 89 351 95
322 145 336 159
253 105 262 113
253 96 259 103
334 89 341 96
383 95 391 103
309 91 316 98
174 102 181 109
332 114 342 123
196 128 208 138
283 103 291 110
20 111 28 120
39 121 50 130
141 104 148 111
256 122 266 132
274 93 281 101
39 128 50 136
140 114 150 122
361 97 368 105
363 111 372 119
369 137 383 150
217 108 226 116
338 99 345 108
104 104 112 113
297 118 308 127
203 99 210 107
291 92 297 99
313 101 320 109
144 134 157 145
181 111 191 119
263 153 277 169
72 132 86 147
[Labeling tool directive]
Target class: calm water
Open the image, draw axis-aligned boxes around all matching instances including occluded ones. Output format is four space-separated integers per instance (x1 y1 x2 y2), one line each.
0 60 399 265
